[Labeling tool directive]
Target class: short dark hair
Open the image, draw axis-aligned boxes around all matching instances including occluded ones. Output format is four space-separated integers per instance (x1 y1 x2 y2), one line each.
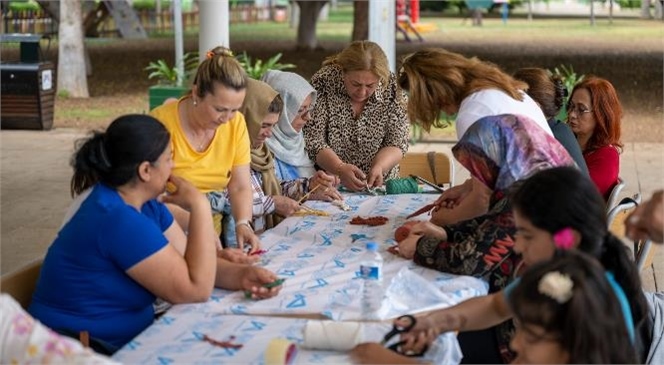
70 114 170 196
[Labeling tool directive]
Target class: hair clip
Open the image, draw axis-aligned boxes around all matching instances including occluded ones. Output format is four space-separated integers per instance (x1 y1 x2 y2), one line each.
553 227 575 250
538 271 574 304
206 50 215 59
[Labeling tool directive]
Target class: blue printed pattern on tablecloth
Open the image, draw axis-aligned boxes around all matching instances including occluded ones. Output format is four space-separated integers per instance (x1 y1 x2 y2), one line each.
194 193 488 321
113 314 463 364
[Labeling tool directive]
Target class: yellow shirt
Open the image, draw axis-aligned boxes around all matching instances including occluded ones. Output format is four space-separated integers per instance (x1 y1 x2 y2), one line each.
150 98 251 193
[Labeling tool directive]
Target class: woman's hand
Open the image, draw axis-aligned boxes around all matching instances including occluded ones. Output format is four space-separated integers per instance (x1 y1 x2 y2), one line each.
236 225 261 253
273 196 301 217
433 178 473 211
410 221 447 240
338 163 367 192
397 233 419 259
241 266 283 299
349 343 421 364
309 170 340 191
217 248 259 265
308 171 342 201
367 166 385 188
398 312 466 354
397 222 447 259
626 190 664 243
161 175 208 211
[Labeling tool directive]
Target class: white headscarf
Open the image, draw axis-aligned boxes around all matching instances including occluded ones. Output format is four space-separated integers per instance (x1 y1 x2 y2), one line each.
262 70 316 177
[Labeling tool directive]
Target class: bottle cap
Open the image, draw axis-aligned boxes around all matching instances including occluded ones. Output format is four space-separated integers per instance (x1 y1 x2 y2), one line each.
366 242 378 251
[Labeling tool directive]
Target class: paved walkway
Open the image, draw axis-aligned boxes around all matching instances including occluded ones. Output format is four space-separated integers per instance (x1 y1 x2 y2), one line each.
1 129 662 291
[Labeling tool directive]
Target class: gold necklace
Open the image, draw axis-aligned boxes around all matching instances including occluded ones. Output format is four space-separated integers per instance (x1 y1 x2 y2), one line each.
187 99 211 152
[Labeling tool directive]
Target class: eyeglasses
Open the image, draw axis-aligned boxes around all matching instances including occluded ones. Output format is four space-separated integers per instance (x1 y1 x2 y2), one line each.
296 106 313 118
567 102 592 115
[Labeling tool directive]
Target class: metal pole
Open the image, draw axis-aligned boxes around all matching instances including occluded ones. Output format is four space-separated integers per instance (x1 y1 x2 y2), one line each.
368 0 396 72
199 0 229 63
173 0 184 86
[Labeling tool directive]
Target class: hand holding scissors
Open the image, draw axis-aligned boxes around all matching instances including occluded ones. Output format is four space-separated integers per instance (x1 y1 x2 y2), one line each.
381 315 433 357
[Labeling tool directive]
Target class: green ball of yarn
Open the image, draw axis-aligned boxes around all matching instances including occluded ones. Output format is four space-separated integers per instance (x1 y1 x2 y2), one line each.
385 177 420 194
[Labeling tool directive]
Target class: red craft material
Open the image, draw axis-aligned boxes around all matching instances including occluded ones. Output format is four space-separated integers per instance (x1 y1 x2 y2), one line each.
349 216 389 226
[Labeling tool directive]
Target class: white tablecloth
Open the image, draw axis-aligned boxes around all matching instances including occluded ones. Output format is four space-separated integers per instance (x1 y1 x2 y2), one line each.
113 192 489 364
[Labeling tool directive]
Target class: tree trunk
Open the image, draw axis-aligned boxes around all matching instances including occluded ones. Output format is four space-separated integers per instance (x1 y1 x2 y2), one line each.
641 0 652 19
295 0 327 50
58 0 89 98
36 0 60 22
352 0 368 41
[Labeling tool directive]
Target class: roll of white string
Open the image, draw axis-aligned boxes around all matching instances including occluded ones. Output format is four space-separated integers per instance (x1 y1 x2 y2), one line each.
301 320 364 351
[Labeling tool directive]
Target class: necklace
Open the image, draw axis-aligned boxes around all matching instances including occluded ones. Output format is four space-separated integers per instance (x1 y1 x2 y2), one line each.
185 99 212 152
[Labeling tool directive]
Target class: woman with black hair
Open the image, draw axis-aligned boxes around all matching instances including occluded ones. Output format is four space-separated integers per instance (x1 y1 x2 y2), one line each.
28 115 281 354
351 166 651 364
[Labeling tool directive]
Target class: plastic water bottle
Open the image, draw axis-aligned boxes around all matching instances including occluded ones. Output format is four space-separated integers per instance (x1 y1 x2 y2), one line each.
360 242 384 320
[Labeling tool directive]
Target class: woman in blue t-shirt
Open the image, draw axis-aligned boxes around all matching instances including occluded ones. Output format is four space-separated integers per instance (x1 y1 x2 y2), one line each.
29 115 282 354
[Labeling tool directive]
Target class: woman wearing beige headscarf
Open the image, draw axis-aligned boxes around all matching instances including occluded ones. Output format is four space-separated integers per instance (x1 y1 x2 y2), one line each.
222 79 340 245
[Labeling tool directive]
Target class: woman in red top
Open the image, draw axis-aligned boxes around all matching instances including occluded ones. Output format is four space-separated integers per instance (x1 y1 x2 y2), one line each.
567 77 622 200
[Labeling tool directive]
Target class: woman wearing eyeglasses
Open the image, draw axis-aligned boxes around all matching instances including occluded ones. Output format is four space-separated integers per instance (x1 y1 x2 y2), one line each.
261 70 320 181
567 76 623 200
303 41 410 192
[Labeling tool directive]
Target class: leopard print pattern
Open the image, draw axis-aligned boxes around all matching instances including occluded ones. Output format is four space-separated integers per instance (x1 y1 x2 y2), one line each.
304 64 410 181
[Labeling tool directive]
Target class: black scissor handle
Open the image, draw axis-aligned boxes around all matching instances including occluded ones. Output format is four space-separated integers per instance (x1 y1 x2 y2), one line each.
387 340 429 357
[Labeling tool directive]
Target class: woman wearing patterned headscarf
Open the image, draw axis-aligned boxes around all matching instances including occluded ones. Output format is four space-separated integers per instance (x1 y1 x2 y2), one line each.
398 114 575 293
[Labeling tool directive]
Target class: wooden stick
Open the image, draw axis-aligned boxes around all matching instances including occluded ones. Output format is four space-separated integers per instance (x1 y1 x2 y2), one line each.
297 183 323 204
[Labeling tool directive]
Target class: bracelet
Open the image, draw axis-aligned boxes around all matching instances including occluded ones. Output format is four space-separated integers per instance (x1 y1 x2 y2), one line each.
235 219 254 232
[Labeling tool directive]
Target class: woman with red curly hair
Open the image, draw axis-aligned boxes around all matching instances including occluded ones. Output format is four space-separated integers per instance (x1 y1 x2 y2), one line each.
567 76 623 200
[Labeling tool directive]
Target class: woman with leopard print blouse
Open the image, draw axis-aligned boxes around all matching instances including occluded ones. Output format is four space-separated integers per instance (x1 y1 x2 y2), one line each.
303 41 410 192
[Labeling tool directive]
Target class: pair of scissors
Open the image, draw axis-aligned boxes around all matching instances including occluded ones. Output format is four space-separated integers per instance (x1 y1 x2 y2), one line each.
380 315 428 357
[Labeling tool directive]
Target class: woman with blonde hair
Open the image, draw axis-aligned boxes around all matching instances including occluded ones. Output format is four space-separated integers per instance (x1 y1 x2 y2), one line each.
304 41 410 192
150 46 260 254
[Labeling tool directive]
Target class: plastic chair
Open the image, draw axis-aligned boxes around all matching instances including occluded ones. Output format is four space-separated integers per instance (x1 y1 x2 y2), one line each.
399 151 454 187
0 258 42 309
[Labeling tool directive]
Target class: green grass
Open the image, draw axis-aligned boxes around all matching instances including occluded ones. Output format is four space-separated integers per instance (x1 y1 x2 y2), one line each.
57 107 113 120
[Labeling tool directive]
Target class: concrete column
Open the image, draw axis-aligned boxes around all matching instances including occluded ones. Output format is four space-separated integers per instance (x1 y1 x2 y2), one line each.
198 0 229 63
368 0 396 72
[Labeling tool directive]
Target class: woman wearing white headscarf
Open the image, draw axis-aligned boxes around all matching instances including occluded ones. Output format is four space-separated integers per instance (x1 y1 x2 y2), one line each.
262 70 318 181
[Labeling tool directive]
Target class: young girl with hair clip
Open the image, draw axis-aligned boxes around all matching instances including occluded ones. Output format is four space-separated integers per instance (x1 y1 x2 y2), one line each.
508 250 638 364
351 166 651 364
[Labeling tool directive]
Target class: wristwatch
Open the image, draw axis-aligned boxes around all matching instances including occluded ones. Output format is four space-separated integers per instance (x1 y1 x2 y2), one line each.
235 219 254 232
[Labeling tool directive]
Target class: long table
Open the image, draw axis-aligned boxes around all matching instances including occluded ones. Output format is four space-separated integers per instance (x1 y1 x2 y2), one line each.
113 192 488 364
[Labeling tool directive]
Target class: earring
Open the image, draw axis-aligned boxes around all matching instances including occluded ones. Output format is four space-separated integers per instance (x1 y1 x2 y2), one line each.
193 99 198 106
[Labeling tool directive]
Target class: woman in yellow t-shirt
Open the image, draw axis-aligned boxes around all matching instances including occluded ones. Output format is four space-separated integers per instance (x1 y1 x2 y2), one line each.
151 46 259 253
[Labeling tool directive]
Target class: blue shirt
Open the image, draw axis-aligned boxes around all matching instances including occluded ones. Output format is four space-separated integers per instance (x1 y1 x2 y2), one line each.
29 184 173 349
273 157 301 182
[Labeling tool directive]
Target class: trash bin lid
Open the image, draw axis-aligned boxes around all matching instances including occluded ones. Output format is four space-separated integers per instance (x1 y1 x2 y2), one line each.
0 33 44 44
